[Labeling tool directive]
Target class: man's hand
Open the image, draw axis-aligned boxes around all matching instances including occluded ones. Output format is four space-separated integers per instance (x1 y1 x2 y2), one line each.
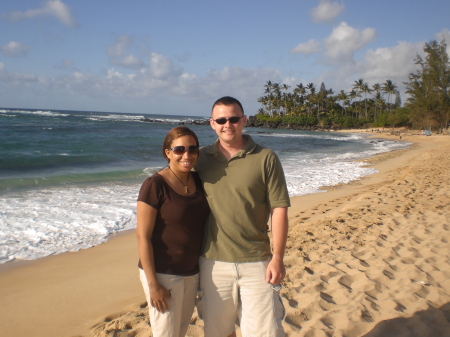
266 255 286 285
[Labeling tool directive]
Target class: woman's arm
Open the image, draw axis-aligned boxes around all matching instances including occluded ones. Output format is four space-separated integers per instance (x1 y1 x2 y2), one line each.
136 201 171 312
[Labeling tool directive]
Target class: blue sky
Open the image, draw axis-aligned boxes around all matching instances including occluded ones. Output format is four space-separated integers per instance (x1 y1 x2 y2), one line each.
1 0 449 116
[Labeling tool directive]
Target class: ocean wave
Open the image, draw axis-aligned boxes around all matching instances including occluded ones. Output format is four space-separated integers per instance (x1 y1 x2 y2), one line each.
0 183 138 263
0 109 70 117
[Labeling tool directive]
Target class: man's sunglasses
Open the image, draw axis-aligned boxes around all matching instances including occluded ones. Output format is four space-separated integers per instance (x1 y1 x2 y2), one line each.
168 145 200 155
212 116 243 125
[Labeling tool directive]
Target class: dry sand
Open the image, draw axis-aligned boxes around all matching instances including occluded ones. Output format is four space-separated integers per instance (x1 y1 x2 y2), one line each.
1 131 449 337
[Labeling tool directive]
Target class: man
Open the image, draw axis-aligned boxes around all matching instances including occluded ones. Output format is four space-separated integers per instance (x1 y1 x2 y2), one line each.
195 96 290 337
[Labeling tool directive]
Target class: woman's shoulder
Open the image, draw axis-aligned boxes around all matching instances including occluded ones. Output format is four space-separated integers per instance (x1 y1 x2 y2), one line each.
140 172 166 189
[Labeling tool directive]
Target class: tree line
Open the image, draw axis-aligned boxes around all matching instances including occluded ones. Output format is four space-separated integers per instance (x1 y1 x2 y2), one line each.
255 39 449 132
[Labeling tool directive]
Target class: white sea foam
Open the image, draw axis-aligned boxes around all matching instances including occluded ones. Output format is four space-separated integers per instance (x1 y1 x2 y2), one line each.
86 114 145 122
281 137 410 196
0 109 70 117
85 113 207 124
0 183 138 263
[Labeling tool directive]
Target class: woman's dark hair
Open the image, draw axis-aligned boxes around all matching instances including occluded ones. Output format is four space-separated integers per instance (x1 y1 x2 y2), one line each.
162 126 199 163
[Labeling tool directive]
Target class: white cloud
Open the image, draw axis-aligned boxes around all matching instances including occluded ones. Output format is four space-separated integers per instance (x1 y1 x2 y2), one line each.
107 35 146 70
119 55 144 69
0 52 282 112
147 53 179 80
310 40 423 105
436 28 450 56
311 0 345 24
360 41 423 83
291 39 322 55
0 41 30 57
6 0 76 28
54 58 75 70
107 35 134 58
436 28 450 42
62 59 74 67
324 22 376 63
0 64 40 85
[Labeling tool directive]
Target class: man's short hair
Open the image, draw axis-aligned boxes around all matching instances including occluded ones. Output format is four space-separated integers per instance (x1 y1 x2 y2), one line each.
211 96 244 116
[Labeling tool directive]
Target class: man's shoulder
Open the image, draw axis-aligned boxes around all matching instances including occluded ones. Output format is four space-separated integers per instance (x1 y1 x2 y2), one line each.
195 143 216 172
199 142 216 154
250 142 278 158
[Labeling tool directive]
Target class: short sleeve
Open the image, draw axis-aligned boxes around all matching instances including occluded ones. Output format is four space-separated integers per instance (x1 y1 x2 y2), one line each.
137 176 164 210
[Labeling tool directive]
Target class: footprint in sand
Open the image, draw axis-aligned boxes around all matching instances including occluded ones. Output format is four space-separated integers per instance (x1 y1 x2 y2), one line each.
337 275 354 292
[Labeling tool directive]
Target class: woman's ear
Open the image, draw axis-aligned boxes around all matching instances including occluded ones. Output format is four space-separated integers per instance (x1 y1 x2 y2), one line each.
164 148 171 161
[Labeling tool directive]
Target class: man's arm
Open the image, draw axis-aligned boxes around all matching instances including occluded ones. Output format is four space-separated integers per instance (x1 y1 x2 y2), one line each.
265 206 289 285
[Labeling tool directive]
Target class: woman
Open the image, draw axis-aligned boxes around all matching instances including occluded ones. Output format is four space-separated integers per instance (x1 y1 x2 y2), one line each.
136 126 209 337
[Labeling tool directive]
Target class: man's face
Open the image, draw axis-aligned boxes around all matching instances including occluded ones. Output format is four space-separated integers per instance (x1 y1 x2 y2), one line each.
210 103 247 145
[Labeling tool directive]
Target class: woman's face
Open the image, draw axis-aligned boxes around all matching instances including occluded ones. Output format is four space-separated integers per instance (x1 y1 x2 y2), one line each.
165 135 199 173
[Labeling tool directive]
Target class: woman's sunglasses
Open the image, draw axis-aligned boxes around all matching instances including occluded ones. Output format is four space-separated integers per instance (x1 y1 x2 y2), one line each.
212 116 243 124
168 145 200 155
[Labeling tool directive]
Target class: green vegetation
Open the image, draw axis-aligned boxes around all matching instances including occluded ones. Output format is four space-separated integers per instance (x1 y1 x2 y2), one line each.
256 40 450 132
405 40 450 133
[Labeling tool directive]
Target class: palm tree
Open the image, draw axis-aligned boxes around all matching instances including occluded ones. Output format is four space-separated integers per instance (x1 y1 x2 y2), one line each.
381 79 398 112
352 78 368 118
338 90 348 116
264 80 272 94
293 83 306 113
361 83 372 119
305 83 316 116
264 81 273 115
348 89 360 118
372 83 381 117
325 88 334 111
373 92 385 117
282 84 290 115
272 83 281 114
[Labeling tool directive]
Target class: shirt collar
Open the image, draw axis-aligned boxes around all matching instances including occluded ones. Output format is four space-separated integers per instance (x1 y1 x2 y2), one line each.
206 134 257 157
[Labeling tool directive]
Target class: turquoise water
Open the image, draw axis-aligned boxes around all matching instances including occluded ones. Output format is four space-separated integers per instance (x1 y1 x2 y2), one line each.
0 109 211 191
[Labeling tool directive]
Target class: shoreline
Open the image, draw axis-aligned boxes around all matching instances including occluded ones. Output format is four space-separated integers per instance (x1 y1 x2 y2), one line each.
1 132 449 336
0 228 136 274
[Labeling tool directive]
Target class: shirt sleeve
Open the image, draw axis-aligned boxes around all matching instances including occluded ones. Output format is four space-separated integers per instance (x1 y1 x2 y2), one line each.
137 176 164 210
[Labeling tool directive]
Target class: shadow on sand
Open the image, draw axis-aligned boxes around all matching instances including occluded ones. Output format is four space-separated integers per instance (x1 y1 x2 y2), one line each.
362 302 450 337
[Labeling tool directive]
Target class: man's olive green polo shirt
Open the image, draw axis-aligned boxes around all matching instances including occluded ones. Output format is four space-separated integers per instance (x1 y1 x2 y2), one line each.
195 135 290 262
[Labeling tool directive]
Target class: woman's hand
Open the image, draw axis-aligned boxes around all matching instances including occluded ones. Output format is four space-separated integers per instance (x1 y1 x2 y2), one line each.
149 283 172 313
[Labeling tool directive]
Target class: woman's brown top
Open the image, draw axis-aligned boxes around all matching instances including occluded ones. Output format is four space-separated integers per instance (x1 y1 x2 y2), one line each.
137 171 209 275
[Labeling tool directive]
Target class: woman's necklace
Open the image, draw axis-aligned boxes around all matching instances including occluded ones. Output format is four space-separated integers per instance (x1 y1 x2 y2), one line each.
168 166 190 194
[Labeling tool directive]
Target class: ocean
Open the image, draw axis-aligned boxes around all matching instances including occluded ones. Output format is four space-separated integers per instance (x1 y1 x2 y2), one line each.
0 108 410 264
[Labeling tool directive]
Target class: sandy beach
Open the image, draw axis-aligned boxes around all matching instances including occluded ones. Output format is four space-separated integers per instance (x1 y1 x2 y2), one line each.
1 131 449 337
